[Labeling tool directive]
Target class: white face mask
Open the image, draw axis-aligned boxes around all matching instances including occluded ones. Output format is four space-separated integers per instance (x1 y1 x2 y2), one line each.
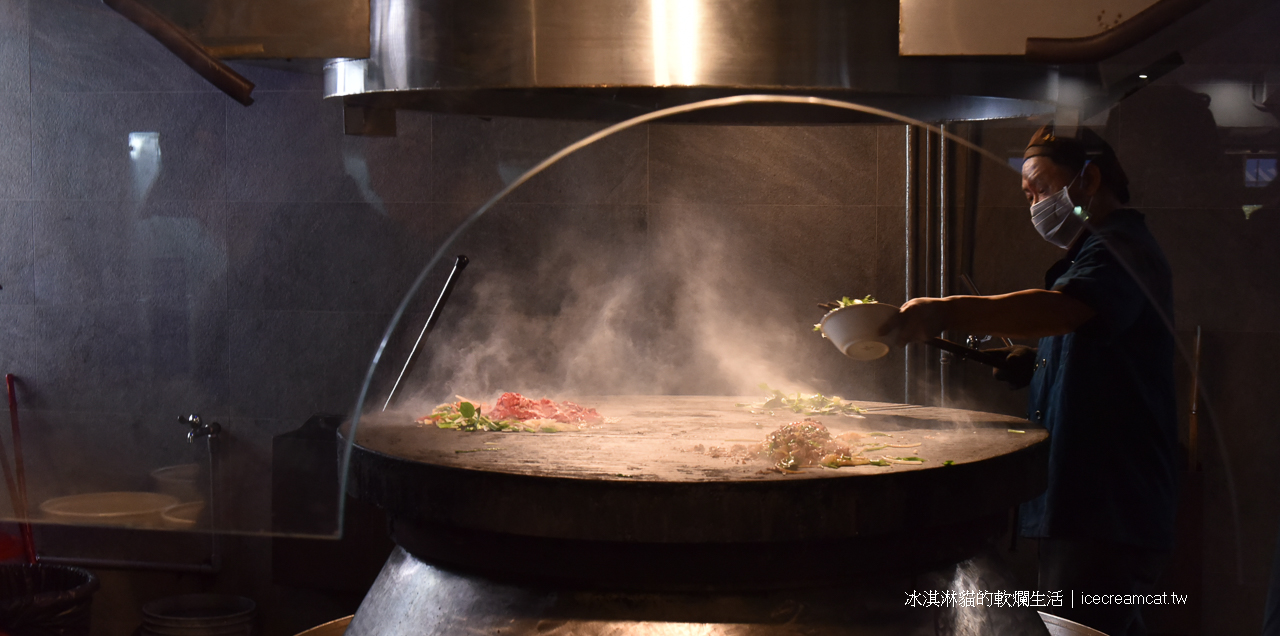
1029 165 1090 249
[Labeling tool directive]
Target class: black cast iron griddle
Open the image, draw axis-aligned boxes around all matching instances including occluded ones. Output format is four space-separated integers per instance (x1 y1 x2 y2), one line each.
353 396 1039 482
345 396 1047 545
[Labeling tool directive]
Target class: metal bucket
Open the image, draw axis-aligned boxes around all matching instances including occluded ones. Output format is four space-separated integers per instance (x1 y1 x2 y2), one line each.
140 594 255 636
294 616 351 636
0 564 100 636
1039 611 1110 636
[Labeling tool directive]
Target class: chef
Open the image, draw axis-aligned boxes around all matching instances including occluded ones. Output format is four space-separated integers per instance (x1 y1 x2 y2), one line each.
881 126 1179 636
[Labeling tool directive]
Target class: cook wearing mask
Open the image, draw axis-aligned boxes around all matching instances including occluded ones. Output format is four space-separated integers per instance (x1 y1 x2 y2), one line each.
880 126 1178 636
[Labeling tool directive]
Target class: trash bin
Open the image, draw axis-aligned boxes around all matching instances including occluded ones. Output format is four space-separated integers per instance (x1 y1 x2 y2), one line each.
0 564 100 636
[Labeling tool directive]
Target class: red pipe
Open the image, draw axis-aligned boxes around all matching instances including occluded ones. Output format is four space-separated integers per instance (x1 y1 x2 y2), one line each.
5 375 35 565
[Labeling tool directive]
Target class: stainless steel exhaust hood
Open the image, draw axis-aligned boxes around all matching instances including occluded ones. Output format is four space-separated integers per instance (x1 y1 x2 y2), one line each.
107 0 1239 124
323 0 1065 124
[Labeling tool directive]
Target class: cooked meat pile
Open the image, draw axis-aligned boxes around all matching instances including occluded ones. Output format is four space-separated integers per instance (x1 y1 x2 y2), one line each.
485 392 603 424
758 420 870 472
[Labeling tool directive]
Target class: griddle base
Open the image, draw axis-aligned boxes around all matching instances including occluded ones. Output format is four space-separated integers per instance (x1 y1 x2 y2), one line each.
346 546 1051 635
388 513 1010 592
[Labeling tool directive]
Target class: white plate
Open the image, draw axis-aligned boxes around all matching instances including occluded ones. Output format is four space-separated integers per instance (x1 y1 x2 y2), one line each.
40 492 180 528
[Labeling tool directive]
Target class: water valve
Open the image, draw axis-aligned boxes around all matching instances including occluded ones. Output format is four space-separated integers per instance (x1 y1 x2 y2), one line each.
180 414 221 443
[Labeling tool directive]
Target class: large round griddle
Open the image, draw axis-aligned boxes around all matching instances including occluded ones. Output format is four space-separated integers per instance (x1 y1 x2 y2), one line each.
344 396 1047 590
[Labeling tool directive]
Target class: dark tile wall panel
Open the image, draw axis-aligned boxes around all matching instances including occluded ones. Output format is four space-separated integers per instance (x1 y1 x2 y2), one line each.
0 305 36 385
0 0 27 93
875 205 906 306
973 124 1036 209
0 91 31 200
22 304 228 414
226 93 432 203
33 200 227 309
1147 208 1280 333
432 115 647 205
227 202 448 314
877 126 906 207
968 206 1062 297
32 92 225 201
30 0 213 94
0 201 33 304
228 310 388 420
649 124 877 205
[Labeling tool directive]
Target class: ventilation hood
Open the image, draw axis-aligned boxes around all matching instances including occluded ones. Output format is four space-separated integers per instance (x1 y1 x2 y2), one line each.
322 0 1062 124
107 0 1262 125
317 0 1243 125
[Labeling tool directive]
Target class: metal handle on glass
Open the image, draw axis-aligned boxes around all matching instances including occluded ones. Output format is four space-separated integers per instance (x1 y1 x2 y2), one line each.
383 255 470 411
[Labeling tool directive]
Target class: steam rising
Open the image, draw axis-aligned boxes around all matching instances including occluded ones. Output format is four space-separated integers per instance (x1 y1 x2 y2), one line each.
397 209 852 409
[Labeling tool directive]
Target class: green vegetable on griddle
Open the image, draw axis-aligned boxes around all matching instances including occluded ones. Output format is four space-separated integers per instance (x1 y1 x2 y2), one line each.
738 383 866 417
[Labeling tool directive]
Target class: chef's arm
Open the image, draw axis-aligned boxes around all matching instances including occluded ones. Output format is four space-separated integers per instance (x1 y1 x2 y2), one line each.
880 290 1095 345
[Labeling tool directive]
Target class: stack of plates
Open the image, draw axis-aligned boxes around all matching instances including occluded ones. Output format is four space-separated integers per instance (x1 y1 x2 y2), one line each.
40 492 180 529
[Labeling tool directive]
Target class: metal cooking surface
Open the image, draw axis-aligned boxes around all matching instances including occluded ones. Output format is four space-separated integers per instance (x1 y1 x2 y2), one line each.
353 396 1042 482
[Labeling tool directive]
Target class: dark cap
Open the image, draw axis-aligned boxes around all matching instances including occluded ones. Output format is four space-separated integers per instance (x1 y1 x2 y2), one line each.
1024 125 1087 165
1023 125 1131 203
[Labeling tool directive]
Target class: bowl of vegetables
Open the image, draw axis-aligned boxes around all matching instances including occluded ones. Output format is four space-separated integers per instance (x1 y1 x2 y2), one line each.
816 297 899 361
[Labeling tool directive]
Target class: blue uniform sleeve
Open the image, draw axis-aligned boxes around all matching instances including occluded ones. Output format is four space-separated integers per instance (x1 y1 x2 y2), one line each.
1051 235 1148 340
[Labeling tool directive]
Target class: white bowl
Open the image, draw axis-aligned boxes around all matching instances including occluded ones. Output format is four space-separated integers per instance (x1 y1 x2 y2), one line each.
40 492 180 528
1039 612 1110 636
160 501 206 529
150 464 202 502
818 303 899 360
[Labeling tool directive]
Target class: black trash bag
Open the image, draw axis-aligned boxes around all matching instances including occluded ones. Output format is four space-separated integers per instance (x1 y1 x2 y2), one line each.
0 564 100 636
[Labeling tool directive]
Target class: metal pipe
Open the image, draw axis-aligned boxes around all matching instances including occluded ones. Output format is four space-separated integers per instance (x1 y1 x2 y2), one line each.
1189 326 1202 471
938 125 949 408
1025 0 1207 64
38 556 218 574
921 129 936 405
903 126 914 404
5 374 34 564
102 0 255 106
938 124 948 304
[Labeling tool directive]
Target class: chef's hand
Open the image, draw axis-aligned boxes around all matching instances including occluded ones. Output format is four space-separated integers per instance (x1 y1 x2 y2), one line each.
877 297 947 347
987 345 1037 389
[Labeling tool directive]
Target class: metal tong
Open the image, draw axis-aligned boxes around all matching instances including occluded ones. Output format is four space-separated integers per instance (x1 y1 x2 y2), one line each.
925 337 1011 371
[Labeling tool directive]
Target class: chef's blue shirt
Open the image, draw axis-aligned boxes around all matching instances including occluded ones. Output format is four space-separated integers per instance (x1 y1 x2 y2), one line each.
1019 209 1180 550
